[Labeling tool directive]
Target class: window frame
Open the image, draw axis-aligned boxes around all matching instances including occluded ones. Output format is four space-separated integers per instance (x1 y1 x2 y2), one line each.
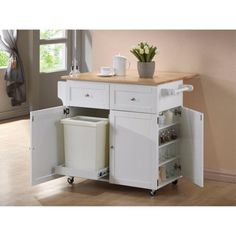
38 30 72 75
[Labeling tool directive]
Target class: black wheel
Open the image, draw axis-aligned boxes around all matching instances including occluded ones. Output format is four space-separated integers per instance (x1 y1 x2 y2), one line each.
149 190 157 196
172 180 178 185
67 177 74 185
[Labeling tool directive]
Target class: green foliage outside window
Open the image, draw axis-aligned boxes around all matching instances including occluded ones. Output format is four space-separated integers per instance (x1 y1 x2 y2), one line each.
40 30 65 40
40 30 66 73
0 49 9 68
40 44 65 72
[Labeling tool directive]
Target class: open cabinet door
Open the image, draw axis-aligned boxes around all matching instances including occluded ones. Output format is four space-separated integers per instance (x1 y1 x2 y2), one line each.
30 106 67 185
180 107 204 187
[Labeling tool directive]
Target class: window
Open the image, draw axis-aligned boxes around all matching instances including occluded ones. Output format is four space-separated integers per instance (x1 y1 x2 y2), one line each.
0 49 9 68
39 30 68 73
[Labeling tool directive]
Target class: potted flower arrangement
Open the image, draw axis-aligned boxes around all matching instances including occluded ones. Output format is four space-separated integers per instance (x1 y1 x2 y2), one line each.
130 42 158 78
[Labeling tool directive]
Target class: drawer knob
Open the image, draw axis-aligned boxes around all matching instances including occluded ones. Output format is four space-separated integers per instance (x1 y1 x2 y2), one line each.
110 145 114 149
130 97 136 101
85 94 90 97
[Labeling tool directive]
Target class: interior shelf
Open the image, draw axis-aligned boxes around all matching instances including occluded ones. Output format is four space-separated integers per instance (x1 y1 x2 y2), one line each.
159 156 180 167
157 175 182 189
159 139 179 149
159 121 180 131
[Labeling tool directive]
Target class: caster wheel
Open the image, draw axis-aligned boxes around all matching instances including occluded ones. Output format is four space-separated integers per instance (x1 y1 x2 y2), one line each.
149 190 157 196
67 177 74 185
172 180 178 185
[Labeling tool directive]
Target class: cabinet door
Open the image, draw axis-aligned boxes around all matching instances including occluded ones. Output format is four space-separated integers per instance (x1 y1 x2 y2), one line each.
30 106 66 185
109 111 158 190
58 81 67 105
180 107 204 187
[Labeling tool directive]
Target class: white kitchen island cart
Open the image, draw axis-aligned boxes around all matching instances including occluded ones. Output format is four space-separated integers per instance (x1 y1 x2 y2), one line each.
30 71 203 196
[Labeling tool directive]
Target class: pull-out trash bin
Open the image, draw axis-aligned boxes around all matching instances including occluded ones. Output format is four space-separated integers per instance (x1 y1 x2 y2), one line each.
61 116 109 172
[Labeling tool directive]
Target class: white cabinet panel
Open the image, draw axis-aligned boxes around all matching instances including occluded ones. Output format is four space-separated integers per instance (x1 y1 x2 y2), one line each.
109 111 158 189
30 106 66 185
110 84 157 113
180 107 204 187
67 80 109 109
157 80 183 112
58 81 67 105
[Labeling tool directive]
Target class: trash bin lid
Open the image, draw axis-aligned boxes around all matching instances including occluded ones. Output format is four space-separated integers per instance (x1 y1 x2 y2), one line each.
61 116 108 127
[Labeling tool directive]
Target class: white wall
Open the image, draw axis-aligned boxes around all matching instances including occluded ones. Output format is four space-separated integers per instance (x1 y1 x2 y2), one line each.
91 30 236 181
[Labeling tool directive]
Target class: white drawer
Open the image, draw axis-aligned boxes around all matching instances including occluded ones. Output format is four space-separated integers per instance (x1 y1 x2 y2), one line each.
67 80 109 109
110 84 157 113
157 80 183 112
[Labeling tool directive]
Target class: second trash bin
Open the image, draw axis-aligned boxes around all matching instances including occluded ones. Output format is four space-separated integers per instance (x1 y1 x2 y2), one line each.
61 116 109 172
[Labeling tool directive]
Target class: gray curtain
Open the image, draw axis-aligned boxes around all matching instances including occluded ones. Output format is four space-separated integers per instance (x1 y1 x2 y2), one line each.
0 30 26 106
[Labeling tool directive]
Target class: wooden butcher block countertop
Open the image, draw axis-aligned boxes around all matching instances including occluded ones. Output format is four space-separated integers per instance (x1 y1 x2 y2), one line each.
61 70 199 86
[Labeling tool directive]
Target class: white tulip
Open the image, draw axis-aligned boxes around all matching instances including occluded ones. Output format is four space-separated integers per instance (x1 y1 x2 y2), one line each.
145 48 149 54
139 48 144 54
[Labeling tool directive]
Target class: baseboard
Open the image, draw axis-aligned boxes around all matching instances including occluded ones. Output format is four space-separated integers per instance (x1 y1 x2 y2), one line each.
0 105 29 121
204 169 236 183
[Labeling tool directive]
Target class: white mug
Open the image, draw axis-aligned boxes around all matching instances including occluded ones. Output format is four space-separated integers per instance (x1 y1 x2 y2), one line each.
100 66 113 75
113 54 130 76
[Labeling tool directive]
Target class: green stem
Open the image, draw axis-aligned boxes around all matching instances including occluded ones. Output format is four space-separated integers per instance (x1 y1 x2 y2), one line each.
130 50 141 61
143 53 147 62
146 46 152 62
139 53 145 62
149 47 157 61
